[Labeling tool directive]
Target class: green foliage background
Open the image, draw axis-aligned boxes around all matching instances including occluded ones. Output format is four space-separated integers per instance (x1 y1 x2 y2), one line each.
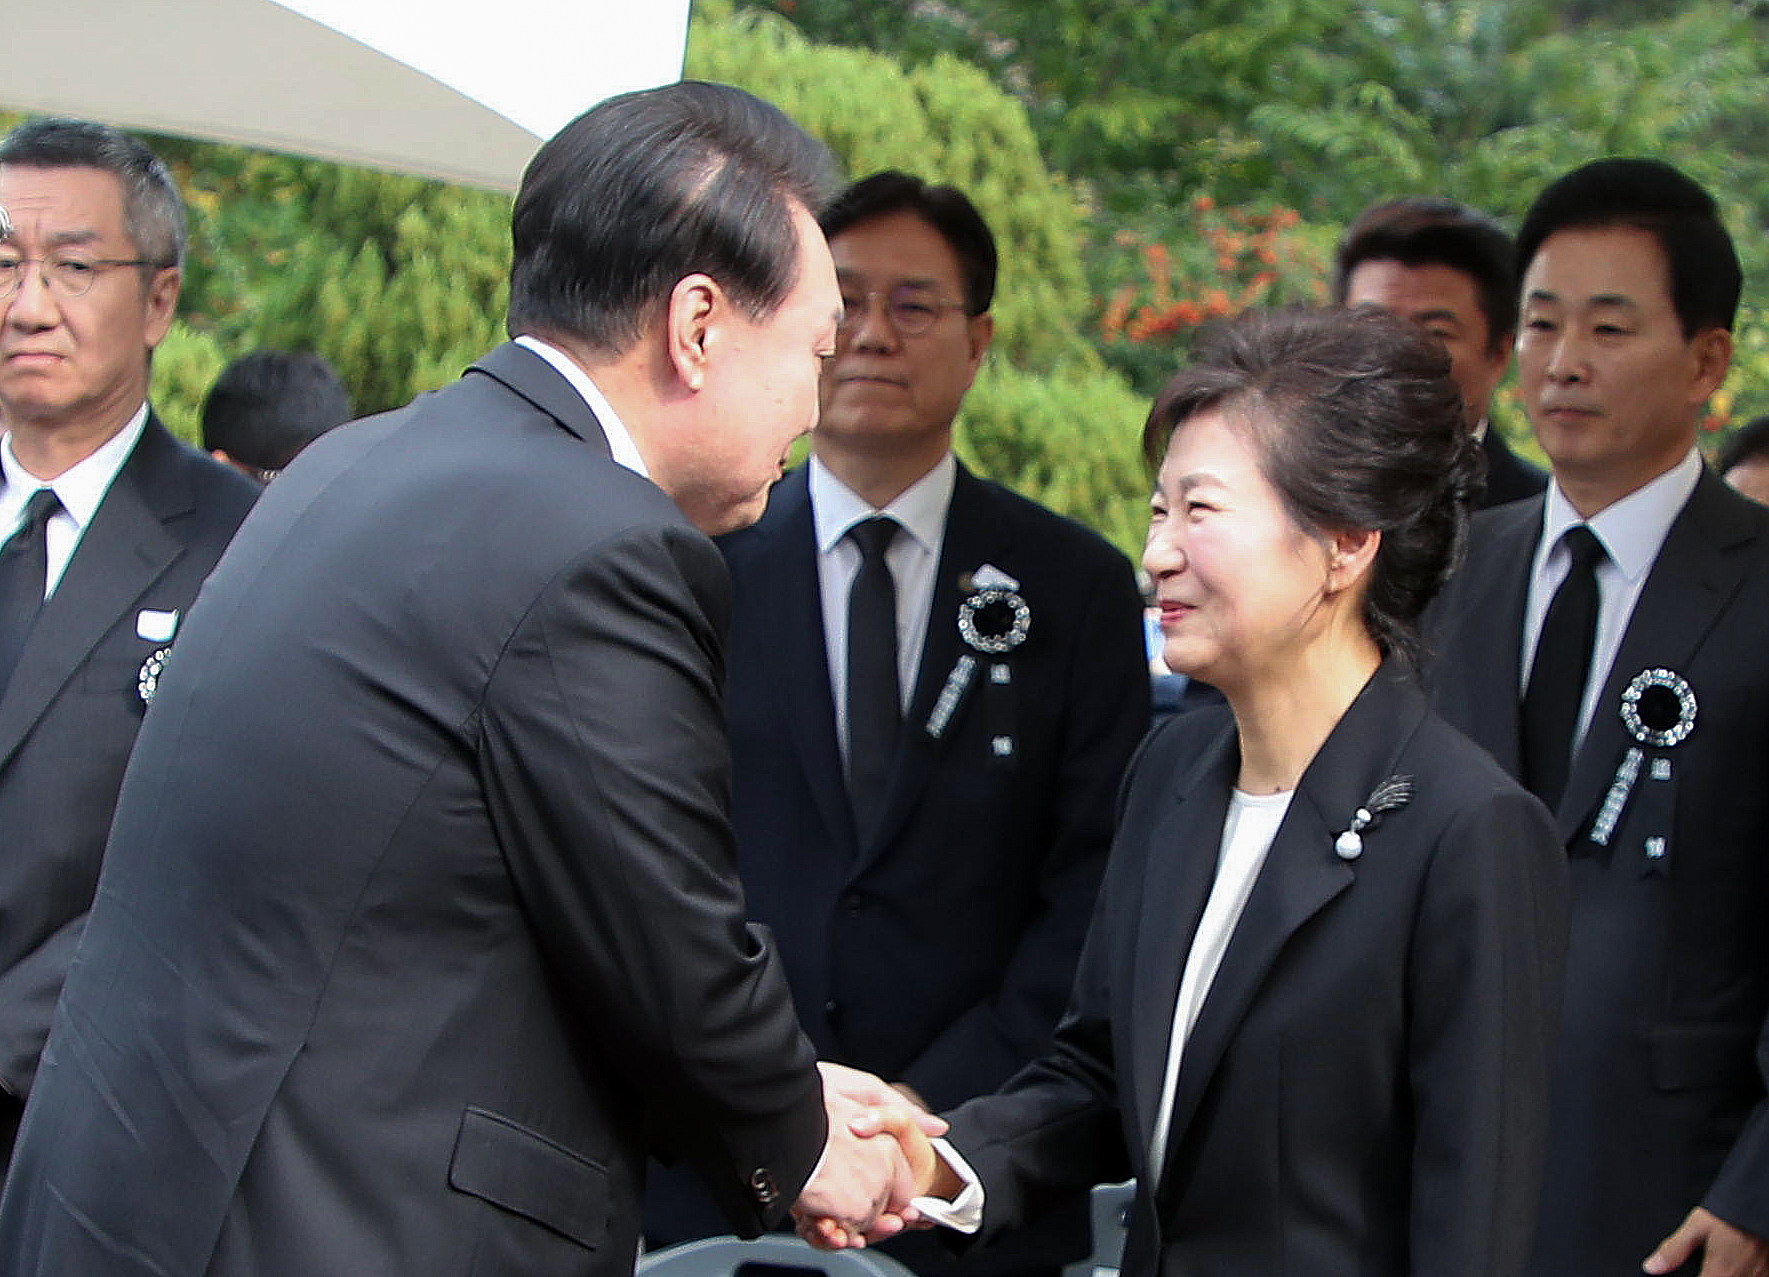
9 0 1769 556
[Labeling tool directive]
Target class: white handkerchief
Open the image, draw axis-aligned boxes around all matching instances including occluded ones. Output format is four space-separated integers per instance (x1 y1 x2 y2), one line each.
136 609 179 642
971 563 1020 592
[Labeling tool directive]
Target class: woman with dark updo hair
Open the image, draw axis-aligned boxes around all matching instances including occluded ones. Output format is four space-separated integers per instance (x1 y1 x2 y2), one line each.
820 307 1569 1276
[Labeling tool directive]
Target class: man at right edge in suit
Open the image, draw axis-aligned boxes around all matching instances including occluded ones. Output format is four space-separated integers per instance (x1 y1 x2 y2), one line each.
1335 195 1548 509
1426 159 1769 1276
0 83 935 1274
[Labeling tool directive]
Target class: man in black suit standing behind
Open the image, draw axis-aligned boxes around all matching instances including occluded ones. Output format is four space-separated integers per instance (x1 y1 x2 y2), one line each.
0 84 932 1275
1336 195 1547 508
1427 159 1769 1276
0 119 257 1166
648 172 1148 1271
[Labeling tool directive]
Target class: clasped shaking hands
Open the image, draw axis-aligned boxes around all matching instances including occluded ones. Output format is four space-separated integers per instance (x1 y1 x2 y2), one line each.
792 1062 957 1249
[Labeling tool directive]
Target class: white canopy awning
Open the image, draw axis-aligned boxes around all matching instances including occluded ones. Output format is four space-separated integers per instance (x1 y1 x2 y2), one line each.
2 0 692 190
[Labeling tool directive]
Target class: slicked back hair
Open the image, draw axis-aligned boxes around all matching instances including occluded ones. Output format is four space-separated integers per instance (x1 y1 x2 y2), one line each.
1333 196 1516 356
0 117 186 270
1516 158 1740 338
818 170 997 316
506 81 836 357
1143 306 1480 670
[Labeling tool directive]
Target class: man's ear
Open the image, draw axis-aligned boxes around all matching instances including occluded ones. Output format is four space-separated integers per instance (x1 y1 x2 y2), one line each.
1326 526 1381 596
142 266 181 349
965 311 994 369
666 273 720 393
1689 326 1733 404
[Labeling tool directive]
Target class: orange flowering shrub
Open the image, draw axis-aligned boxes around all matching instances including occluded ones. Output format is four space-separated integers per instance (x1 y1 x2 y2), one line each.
1094 196 1329 395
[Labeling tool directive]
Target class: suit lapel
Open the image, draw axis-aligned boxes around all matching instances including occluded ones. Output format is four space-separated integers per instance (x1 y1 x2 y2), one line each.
0 418 186 772
1124 721 1237 1156
1558 470 1759 840
762 472 857 856
857 466 1009 867
1438 498 1539 773
1156 668 1423 1181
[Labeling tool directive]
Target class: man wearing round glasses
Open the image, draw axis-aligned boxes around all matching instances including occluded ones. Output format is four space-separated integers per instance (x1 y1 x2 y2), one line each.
0 118 256 1167
647 171 1148 1275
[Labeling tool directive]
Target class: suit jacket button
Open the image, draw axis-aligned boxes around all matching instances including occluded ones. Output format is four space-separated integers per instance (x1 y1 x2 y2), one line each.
750 1168 779 1205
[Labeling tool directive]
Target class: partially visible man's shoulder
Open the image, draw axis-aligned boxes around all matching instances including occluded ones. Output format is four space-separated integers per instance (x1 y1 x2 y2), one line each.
144 420 261 536
1407 706 1522 800
1463 494 1540 557
967 472 1134 574
178 438 260 518
717 467 807 568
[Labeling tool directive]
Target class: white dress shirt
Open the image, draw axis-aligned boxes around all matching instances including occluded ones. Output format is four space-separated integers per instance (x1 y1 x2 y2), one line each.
0 404 148 600
1147 786 1292 1186
1521 446 1700 748
513 335 649 478
809 452 955 765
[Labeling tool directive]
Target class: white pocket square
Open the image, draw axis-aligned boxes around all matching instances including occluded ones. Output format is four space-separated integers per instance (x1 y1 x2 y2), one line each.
136 609 179 643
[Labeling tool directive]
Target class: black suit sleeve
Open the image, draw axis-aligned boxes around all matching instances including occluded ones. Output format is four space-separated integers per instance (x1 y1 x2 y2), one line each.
940 813 1143 1240
1406 783 1567 1276
475 522 825 1234
1703 1020 1769 1240
901 555 1149 1106
0 917 84 1097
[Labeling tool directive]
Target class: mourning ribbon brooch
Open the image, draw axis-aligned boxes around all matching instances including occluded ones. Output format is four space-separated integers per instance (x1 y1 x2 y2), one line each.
925 564 1029 761
1588 667 1697 872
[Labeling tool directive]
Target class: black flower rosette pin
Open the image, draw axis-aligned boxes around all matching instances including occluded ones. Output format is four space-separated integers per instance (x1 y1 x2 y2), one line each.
1588 667 1697 868
925 565 1030 753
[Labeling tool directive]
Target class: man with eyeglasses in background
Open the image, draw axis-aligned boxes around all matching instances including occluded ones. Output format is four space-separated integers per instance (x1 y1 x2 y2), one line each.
645 171 1148 1275
0 118 256 1167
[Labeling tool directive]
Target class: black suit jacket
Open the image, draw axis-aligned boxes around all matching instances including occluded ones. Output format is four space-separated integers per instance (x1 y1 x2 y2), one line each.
0 345 826 1276
1425 468 1769 1274
1479 427 1547 509
944 667 1567 1277
0 414 255 1154
718 464 1147 1101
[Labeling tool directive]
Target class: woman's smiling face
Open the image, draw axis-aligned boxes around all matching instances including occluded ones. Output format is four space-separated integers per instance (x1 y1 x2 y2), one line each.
1143 401 1334 693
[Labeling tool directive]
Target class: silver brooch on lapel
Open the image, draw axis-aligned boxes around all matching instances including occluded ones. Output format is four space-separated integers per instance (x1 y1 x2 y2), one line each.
957 564 1030 655
137 646 171 706
1589 667 1697 851
1619 667 1697 748
1334 774 1414 861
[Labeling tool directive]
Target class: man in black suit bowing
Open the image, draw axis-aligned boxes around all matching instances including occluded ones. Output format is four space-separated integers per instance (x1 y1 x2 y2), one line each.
0 119 257 1166
0 84 931 1275
1427 159 1769 1276
647 172 1148 1271
1336 195 1547 509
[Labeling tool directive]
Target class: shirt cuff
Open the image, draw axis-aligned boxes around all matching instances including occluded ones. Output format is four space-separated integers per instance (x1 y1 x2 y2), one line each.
911 1137 983 1233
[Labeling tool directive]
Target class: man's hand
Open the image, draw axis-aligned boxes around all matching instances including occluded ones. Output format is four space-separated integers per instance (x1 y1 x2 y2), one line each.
792 1063 947 1249
1644 1207 1769 1277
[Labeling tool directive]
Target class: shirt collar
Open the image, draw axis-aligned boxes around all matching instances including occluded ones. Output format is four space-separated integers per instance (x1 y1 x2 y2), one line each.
1538 445 1702 584
513 335 649 478
809 451 956 556
1 402 149 531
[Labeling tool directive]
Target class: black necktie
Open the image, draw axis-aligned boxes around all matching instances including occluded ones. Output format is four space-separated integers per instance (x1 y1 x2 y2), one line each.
846 516 901 840
0 487 62 697
1521 524 1607 808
